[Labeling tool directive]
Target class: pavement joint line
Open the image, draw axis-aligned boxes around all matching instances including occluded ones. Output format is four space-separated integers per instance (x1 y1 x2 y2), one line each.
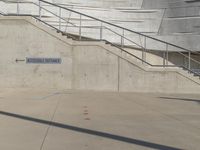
32 92 72 100
39 95 61 150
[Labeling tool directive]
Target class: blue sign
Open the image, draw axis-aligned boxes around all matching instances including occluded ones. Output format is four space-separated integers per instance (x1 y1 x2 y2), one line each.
26 58 61 64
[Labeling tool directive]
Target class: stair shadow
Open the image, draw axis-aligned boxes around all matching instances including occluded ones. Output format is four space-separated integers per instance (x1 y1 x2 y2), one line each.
0 110 181 150
159 97 200 105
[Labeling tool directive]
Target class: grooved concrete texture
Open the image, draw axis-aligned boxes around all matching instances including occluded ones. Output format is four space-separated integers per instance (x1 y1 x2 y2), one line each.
2 0 200 50
0 89 200 150
0 16 200 93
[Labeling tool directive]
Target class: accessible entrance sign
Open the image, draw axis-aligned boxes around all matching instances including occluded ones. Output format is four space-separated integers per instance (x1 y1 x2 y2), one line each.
26 58 61 64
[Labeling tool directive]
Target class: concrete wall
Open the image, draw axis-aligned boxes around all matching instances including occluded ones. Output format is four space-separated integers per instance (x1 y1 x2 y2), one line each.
119 58 199 93
72 45 119 91
0 17 73 89
0 16 200 93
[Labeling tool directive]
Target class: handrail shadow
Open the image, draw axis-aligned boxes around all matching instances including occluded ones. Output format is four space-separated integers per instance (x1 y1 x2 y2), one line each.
0 110 182 150
159 97 200 104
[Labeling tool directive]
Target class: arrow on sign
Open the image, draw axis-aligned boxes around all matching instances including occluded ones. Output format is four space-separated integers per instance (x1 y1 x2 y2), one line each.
15 59 25 63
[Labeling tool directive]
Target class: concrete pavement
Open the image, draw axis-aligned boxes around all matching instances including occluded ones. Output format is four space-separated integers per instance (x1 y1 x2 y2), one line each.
0 89 200 150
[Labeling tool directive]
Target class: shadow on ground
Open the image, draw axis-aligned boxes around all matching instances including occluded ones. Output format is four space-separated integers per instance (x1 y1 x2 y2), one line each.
159 97 200 105
0 110 181 150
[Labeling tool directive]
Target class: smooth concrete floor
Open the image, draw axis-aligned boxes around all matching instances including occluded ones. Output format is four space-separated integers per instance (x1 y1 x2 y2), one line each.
0 89 200 150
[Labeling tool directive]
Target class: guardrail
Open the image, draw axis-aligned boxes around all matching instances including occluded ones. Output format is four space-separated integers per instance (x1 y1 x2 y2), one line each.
0 0 200 77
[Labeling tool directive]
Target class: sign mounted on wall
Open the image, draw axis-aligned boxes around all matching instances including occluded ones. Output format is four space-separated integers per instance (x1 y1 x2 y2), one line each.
26 58 61 64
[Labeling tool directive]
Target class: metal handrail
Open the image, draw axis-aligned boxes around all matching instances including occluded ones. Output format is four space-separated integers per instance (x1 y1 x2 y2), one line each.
33 2 76 27
104 27 144 49
178 51 200 66
40 0 199 53
104 40 200 77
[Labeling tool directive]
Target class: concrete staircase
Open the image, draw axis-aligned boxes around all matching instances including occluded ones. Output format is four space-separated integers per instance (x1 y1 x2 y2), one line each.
0 16 200 93
0 0 200 93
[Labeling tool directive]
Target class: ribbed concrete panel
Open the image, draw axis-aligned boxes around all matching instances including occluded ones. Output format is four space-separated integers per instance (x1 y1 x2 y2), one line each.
165 6 200 18
2 0 200 51
152 35 200 51
67 8 163 33
142 0 170 9
159 18 200 35
142 0 200 9
168 0 200 8
53 0 143 8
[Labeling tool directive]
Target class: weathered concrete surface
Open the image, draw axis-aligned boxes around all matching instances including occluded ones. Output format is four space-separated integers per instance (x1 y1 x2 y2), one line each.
0 17 73 89
0 89 200 150
0 16 200 93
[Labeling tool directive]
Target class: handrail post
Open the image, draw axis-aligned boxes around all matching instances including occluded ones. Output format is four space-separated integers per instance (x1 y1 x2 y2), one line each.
39 0 41 19
163 51 166 67
142 40 144 64
142 36 146 64
59 7 61 30
121 29 124 47
100 22 103 40
17 0 19 15
79 14 82 40
166 44 168 66
188 51 191 70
